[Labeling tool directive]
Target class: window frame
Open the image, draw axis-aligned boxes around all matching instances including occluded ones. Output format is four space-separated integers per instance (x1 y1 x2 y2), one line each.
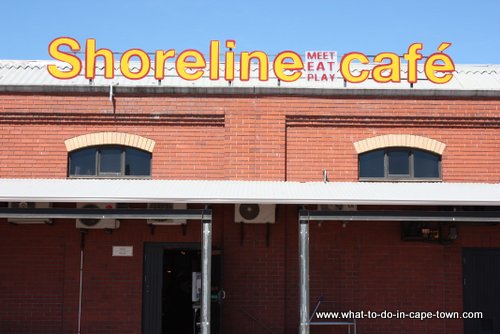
359 147 442 182
68 145 152 178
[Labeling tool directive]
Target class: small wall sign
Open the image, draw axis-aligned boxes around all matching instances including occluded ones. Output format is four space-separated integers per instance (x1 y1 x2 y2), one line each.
112 246 133 257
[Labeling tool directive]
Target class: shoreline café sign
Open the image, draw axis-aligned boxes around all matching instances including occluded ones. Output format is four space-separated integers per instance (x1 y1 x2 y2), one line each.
48 37 455 84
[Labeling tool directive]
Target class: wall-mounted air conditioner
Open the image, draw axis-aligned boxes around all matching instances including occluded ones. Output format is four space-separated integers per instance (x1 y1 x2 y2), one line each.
8 202 52 224
76 203 120 229
235 204 276 224
147 203 188 225
318 204 357 211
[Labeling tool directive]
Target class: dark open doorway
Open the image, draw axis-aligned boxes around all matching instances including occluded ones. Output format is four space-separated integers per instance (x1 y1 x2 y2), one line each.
143 243 223 334
463 248 500 334
162 249 198 333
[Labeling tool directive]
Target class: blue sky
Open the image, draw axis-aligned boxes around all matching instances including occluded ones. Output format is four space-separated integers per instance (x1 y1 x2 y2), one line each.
1 0 499 64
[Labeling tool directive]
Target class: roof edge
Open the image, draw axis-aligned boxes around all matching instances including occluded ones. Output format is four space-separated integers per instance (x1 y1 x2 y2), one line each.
1 85 500 99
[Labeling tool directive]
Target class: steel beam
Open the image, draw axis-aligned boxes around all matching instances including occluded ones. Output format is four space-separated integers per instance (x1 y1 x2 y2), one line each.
0 208 210 220
1 207 498 223
299 209 500 223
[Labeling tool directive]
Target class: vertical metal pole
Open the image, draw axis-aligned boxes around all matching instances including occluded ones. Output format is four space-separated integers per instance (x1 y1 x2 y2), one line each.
201 210 212 334
78 230 86 334
78 249 83 334
299 214 310 334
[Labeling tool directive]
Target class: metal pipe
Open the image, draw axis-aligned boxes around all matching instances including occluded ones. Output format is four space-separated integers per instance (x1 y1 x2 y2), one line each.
240 308 276 334
0 208 210 220
201 213 212 334
309 296 323 322
298 209 500 223
78 249 83 334
77 231 85 334
109 84 114 102
1 208 498 223
299 218 310 334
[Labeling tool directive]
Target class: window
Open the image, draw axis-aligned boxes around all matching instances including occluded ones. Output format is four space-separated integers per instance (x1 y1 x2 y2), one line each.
69 146 151 177
359 148 441 180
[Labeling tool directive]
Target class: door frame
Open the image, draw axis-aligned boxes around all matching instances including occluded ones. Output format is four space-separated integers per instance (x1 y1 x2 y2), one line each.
463 247 500 334
142 242 223 334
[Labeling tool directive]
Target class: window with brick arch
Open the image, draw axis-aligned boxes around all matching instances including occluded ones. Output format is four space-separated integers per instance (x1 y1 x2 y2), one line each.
68 146 152 177
359 148 441 181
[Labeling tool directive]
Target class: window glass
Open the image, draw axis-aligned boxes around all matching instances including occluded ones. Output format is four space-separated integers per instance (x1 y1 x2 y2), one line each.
388 150 410 175
69 148 96 176
69 145 151 177
99 148 122 174
414 150 440 178
125 148 151 176
359 150 384 178
359 147 441 180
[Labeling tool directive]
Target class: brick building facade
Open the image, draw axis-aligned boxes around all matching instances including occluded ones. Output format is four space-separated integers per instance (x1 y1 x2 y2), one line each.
0 61 499 334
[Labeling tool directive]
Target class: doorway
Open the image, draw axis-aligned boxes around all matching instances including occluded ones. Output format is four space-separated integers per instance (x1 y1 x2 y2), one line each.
463 248 500 334
143 243 223 334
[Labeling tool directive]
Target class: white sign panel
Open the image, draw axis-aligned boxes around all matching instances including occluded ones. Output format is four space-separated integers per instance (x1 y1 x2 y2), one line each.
112 246 133 257
305 51 338 82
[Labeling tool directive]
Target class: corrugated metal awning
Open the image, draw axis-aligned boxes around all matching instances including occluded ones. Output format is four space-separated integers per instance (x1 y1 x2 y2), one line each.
0 179 499 206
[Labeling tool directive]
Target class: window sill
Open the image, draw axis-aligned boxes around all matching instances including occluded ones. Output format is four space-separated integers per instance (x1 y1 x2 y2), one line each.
359 178 442 183
67 176 152 179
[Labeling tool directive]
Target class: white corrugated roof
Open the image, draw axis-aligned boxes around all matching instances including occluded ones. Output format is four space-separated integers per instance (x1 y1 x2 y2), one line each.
0 60 499 91
0 179 498 206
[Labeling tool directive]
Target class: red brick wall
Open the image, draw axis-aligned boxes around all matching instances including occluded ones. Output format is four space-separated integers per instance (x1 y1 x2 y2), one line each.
1 94 499 181
1 91 499 333
0 224 66 333
2 206 499 334
0 204 219 334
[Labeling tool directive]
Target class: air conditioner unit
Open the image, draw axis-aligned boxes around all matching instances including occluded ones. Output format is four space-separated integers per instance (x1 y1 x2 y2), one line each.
235 204 276 224
318 204 357 211
76 203 120 229
8 202 52 224
147 203 188 225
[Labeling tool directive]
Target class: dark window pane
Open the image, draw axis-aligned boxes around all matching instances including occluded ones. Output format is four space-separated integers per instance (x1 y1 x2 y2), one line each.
125 148 151 176
414 150 440 178
69 148 96 175
99 148 122 174
359 150 384 178
388 150 410 175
